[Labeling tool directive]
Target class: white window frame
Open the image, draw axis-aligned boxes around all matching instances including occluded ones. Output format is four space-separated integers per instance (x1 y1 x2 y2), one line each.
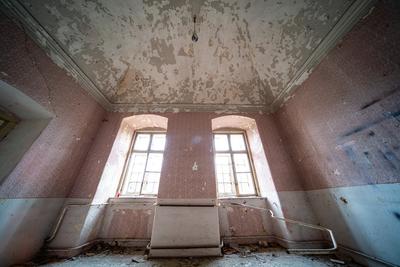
118 130 166 197
213 130 259 198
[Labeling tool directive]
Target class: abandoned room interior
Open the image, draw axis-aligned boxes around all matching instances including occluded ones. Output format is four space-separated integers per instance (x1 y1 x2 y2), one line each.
0 0 399 266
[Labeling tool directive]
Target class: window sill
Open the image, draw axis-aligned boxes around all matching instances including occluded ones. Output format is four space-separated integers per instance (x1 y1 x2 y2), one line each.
108 197 157 204
218 196 266 201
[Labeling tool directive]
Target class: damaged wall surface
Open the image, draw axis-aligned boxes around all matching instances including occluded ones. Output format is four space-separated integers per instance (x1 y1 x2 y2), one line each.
0 14 106 266
1 0 371 112
274 1 400 266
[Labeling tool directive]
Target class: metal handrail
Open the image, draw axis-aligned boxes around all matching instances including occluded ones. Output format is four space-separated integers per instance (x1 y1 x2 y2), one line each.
223 202 337 254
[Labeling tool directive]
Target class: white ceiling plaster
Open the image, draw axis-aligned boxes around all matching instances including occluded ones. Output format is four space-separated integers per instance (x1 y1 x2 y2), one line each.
2 0 375 112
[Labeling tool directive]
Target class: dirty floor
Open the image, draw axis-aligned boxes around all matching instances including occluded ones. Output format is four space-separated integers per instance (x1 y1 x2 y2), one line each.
25 244 361 267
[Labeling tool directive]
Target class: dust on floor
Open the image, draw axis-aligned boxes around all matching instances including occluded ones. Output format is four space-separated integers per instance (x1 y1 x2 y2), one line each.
21 244 362 267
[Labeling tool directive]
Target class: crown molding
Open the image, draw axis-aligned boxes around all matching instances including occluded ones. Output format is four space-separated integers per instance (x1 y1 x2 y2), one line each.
111 102 268 114
269 0 376 113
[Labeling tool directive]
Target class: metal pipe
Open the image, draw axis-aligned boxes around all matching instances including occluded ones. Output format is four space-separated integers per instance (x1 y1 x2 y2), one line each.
223 202 337 254
46 202 153 243
46 239 99 252
46 203 99 243
46 205 70 242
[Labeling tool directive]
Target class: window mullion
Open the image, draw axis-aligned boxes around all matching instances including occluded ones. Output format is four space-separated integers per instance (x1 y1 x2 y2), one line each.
227 134 240 196
243 132 259 196
139 134 153 195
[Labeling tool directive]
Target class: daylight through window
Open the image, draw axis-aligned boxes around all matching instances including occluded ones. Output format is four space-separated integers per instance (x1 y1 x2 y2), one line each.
213 132 258 197
120 132 166 196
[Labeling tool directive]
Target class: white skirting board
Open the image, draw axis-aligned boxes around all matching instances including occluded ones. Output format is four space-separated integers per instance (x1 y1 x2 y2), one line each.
148 202 222 258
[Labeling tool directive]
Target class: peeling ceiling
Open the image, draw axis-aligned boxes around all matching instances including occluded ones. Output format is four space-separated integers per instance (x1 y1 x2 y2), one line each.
5 0 372 112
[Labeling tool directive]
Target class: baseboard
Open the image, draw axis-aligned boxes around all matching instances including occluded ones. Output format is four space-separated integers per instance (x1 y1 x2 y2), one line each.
337 246 398 267
222 235 330 250
102 238 151 248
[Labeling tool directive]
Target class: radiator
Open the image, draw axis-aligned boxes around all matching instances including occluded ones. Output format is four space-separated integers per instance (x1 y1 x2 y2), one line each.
148 199 222 257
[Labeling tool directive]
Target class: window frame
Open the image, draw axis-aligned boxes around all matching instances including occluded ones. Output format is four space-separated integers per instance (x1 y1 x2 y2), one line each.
118 130 166 197
213 130 260 198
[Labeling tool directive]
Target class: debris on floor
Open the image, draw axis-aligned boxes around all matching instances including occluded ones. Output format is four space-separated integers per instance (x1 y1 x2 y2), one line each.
22 243 362 267
330 258 346 264
131 256 146 263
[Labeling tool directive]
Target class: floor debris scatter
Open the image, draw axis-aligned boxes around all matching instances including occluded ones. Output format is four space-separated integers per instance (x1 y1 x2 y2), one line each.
20 243 361 267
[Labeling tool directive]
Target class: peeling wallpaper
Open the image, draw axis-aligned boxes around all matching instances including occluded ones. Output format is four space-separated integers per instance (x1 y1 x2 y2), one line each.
19 0 352 108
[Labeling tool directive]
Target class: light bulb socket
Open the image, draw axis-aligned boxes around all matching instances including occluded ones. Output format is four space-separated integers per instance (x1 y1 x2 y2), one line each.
192 32 199 42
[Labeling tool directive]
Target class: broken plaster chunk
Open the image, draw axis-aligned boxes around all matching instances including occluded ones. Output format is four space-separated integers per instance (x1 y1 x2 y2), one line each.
330 258 345 265
192 161 198 171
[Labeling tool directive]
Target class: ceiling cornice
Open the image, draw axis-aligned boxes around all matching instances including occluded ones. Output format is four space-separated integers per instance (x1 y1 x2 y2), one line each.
111 102 268 114
1 0 376 114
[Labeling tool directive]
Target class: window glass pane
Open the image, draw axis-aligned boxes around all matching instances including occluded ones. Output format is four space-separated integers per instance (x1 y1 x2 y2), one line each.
141 172 160 195
123 153 147 195
125 153 147 181
237 173 255 195
230 134 246 151
233 153 251 172
127 182 142 194
146 153 164 172
151 134 166 150
133 134 150 150
215 153 236 195
214 134 229 151
218 182 235 196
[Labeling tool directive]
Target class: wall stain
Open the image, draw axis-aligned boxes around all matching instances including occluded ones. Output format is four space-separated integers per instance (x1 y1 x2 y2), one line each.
393 211 400 221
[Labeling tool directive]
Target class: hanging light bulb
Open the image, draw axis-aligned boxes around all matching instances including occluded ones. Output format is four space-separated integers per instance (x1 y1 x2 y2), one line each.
192 15 198 42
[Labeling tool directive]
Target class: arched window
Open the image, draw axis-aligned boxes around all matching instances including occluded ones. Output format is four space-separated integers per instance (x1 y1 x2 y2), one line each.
93 114 168 203
211 115 272 198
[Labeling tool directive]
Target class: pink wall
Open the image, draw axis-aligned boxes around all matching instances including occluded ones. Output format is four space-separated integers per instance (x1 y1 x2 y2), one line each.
0 14 106 198
69 112 123 199
158 113 216 199
0 14 105 266
254 114 304 192
274 0 400 190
